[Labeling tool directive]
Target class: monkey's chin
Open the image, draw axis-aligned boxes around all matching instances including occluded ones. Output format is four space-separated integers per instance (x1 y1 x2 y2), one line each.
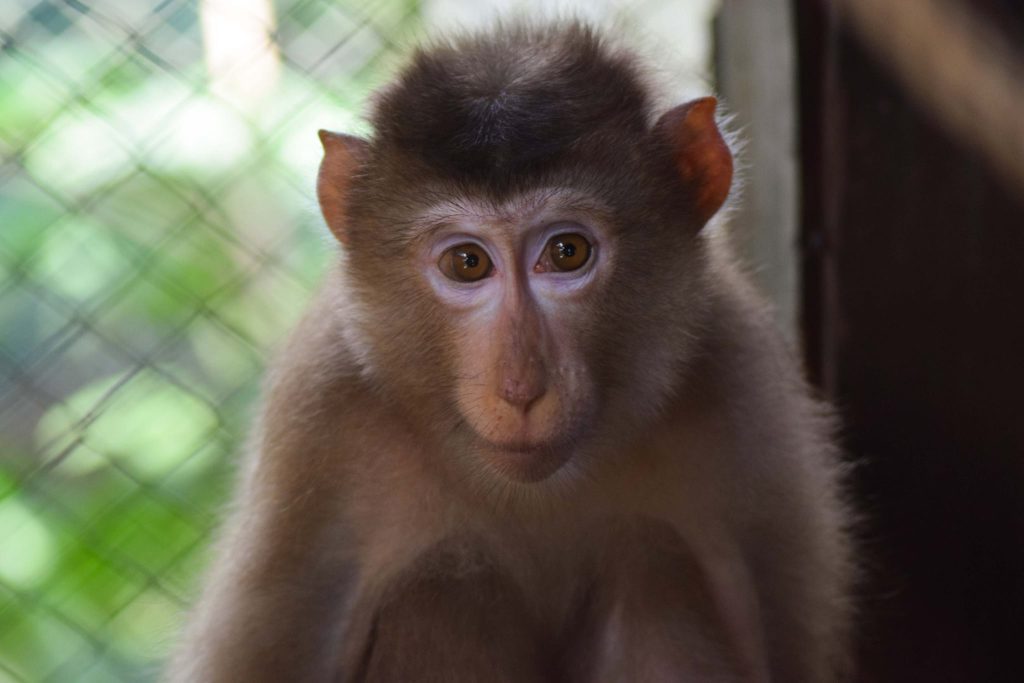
476 439 573 483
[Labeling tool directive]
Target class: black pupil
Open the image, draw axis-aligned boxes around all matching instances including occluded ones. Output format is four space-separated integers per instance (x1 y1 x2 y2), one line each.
462 252 479 269
558 242 576 258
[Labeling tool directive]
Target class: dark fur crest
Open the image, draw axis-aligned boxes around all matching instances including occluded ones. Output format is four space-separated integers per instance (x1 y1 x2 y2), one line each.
371 22 655 189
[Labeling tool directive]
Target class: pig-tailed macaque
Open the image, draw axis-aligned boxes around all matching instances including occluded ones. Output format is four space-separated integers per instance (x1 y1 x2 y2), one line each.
168 21 854 683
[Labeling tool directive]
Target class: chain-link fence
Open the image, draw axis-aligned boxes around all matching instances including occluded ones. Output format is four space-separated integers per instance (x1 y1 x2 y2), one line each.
0 1 713 680
0 1 419 679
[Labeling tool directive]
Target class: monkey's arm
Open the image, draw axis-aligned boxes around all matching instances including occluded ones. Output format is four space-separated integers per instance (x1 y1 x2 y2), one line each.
667 273 854 683
164 447 356 682
166 301 364 682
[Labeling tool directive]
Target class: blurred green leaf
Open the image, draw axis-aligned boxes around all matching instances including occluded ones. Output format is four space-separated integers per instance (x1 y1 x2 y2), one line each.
0 494 58 589
35 370 219 480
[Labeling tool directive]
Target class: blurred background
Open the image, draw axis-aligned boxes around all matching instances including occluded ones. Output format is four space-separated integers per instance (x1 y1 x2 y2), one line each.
0 0 1021 681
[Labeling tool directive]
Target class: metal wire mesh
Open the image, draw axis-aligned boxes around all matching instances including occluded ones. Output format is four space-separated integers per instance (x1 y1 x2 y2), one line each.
0 1 710 680
0 1 418 679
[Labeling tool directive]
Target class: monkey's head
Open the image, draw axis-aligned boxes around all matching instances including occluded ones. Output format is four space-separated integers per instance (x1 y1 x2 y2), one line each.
316 23 732 486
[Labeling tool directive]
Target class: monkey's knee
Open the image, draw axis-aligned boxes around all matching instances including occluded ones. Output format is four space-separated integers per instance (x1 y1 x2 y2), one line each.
356 541 547 683
563 518 740 683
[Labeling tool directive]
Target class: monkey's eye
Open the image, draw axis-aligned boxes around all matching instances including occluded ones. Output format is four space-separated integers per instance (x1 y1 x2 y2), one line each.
546 233 592 272
439 243 493 282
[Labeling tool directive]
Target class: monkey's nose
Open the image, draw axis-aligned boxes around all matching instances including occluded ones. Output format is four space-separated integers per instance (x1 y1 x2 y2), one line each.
499 377 546 412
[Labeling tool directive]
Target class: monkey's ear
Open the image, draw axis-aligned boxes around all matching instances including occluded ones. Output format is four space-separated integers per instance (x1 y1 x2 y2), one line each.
655 97 733 227
317 130 369 245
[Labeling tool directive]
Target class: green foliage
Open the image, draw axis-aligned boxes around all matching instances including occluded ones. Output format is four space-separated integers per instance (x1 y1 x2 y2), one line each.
0 1 422 680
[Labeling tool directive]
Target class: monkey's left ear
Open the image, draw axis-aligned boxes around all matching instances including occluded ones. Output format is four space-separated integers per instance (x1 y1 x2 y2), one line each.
317 130 369 245
655 97 733 227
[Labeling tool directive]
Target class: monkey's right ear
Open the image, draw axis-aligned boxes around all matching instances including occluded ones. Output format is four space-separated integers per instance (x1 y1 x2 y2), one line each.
317 130 369 245
655 98 733 228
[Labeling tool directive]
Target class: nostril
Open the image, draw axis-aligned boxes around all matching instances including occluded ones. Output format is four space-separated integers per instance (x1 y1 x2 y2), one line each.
500 377 545 411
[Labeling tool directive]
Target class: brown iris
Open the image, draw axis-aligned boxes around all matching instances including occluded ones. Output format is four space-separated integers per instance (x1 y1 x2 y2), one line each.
547 233 591 272
440 243 493 282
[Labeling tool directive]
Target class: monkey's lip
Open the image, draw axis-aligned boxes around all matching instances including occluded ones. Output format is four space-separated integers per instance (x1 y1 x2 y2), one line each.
480 437 560 454
460 418 564 455
475 435 573 482
471 422 583 459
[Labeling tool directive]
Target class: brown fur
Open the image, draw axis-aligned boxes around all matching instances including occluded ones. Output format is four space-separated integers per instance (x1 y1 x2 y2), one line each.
167 21 853 682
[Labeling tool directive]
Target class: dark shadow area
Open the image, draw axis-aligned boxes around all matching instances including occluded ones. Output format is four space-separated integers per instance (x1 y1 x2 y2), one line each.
796 1 1024 680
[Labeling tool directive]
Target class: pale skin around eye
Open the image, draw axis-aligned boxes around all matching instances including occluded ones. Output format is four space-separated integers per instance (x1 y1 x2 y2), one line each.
434 227 595 289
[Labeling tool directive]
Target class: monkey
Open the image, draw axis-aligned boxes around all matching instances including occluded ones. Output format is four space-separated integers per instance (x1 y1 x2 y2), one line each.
166 21 854 683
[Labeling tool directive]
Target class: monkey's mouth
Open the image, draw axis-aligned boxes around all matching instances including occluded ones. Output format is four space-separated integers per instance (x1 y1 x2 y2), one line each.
484 438 552 453
455 403 589 482
474 435 574 483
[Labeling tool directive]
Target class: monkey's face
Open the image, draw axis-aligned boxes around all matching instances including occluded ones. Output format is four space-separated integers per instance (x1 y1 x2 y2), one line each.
411 191 617 483
339 180 708 489
319 93 732 488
